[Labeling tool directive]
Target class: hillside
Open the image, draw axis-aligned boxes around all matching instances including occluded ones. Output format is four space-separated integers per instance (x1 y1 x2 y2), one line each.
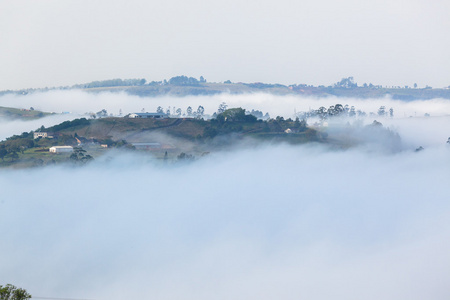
0 111 323 168
81 83 450 100
0 106 52 120
3 76 450 100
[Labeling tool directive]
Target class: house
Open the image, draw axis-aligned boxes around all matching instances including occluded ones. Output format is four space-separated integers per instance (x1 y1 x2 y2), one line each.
49 146 73 153
128 112 168 119
34 132 49 139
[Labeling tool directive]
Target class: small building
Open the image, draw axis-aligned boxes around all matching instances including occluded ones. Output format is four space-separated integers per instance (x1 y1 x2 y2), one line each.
128 112 168 119
49 146 73 153
34 132 48 139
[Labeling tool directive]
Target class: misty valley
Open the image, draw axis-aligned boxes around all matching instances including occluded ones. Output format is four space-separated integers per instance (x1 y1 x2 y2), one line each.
0 100 434 169
3 0 450 298
1 86 450 300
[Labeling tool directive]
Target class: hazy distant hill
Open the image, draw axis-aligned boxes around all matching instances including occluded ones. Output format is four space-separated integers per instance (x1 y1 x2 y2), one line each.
3 76 450 100
0 106 52 120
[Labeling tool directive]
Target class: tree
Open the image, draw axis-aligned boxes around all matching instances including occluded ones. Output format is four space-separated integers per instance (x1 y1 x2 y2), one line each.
176 108 182 116
217 102 228 114
197 105 205 116
414 83 418 88
6 151 19 162
186 106 193 116
389 107 394 118
378 106 386 117
0 284 31 300
317 106 327 120
0 148 7 161
69 147 93 165
168 75 199 86
219 108 257 122
96 109 107 118
156 106 164 114
334 77 357 88
349 106 356 117
333 104 344 116
327 105 335 116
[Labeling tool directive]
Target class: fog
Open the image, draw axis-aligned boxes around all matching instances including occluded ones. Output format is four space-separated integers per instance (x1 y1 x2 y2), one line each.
1 90 449 148
1 145 450 300
1 92 450 300
2 90 450 118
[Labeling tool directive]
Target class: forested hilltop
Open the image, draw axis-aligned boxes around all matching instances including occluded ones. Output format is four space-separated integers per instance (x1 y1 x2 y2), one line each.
0 107 322 168
0 104 406 169
2 76 450 100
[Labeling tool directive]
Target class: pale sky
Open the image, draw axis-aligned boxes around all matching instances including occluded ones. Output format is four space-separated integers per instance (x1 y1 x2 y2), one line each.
1 0 449 90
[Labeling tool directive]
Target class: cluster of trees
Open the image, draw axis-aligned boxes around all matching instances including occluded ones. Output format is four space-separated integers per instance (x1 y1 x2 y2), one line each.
0 284 31 300
296 104 394 120
73 78 147 89
334 77 358 88
0 132 34 162
247 109 270 120
213 103 269 120
216 108 257 123
202 107 309 140
150 102 269 120
155 105 206 117
168 75 206 86
46 118 90 132
69 147 93 165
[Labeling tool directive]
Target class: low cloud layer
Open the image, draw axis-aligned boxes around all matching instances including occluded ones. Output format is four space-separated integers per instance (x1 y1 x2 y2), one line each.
0 92 449 300
1 144 450 300
1 90 450 147
2 90 450 118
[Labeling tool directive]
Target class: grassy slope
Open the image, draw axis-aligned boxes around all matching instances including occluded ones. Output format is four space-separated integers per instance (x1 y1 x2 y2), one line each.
0 117 319 166
0 106 52 119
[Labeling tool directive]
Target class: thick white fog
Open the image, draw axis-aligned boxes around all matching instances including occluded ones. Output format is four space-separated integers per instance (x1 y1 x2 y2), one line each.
1 145 450 300
2 90 450 118
0 92 450 300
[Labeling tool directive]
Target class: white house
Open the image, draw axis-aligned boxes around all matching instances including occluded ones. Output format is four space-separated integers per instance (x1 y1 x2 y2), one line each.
34 132 48 139
49 146 73 153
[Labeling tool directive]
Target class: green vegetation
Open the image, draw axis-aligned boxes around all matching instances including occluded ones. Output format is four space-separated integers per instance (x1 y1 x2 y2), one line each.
0 108 323 168
0 106 51 120
3 76 449 100
0 284 31 300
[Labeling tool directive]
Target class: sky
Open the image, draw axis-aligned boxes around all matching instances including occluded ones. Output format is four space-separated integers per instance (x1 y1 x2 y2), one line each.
1 0 450 90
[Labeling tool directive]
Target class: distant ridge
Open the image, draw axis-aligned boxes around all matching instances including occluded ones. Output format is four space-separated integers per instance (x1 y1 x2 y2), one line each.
2 76 450 100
